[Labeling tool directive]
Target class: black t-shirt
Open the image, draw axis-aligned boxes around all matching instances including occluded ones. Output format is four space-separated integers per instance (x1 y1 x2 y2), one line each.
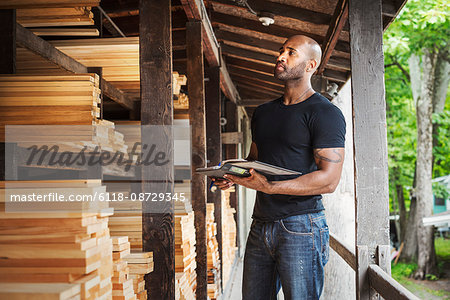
251 92 346 221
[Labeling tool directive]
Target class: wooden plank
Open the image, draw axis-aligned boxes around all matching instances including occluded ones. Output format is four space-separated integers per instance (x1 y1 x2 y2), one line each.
205 66 223 291
225 101 239 231
368 264 420 300
180 0 219 67
222 44 276 65
139 1 175 300
349 0 389 298
356 245 369 300
211 0 333 26
0 283 81 300
377 244 391 275
221 132 243 144
228 65 283 86
187 21 208 300
211 11 351 54
216 29 281 53
101 78 133 110
16 23 87 74
180 0 240 103
329 232 356 271
15 27 133 109
30 28 99 37
0 0 99 9
317 0 349 74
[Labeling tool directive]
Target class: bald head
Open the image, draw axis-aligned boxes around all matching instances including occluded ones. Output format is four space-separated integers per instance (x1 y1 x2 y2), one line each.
285 35 322 71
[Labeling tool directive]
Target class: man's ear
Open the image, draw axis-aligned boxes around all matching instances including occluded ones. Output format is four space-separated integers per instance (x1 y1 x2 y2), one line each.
309 59 318 71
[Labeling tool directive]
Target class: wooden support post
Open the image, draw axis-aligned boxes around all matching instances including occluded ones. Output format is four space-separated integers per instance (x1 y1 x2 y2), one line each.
349 0 389 298
139 0 175 299
0 10 16 181
377 244 391 275
356 245 370 300
205 66 223 291
225 100 238 222
187 21 208 300
0 10 16 74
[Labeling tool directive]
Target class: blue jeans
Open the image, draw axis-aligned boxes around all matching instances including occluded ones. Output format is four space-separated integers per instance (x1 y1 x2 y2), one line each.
242 211 330 300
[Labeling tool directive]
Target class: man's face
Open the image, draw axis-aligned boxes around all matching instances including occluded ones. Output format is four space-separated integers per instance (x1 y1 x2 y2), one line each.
274 40 308 81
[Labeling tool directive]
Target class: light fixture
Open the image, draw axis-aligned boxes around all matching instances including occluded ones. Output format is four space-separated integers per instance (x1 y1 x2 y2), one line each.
258 11 275 26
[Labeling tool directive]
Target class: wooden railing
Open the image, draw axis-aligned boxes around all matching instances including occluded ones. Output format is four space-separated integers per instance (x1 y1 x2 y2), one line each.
329 233 420 300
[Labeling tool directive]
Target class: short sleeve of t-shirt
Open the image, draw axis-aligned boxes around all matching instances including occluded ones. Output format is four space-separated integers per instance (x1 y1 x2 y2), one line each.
311 104 346 148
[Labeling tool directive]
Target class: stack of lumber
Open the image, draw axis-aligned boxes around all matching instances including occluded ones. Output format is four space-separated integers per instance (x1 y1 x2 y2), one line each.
0 74 101 127
175 211 197 300
92 119 129 157
16 47 74 76
124 251 154 300
206 203 221 300
0 0 100 9
47 38 187 98
109 215 142 251
174 93 189 110
221 188 238 286
0 179 114 300
17 7 96 28
0 282 82 299
111 236 135 300
172 72 187 97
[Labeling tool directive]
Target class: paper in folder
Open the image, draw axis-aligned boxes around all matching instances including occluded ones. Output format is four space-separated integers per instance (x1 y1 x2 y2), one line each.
195 159 301 180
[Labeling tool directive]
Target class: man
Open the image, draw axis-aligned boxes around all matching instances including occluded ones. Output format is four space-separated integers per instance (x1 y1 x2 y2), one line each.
213 35 346 299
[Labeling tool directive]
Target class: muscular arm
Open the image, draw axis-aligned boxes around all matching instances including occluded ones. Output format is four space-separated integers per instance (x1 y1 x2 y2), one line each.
225 147 344 196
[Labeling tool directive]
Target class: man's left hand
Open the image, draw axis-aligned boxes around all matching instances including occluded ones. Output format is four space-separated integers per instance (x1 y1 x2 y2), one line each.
224 169 272 194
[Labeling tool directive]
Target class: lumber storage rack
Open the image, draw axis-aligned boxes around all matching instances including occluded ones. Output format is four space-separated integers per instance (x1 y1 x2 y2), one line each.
0 0 421 299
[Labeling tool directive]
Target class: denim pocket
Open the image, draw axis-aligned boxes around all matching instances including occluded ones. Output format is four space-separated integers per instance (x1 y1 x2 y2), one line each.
320 226 330 265
279 216 313 236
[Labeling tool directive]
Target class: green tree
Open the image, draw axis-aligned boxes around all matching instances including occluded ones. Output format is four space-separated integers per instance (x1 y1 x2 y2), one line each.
384 0 449 279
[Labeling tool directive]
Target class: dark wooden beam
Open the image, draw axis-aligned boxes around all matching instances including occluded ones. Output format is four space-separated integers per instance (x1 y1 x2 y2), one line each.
327 57 351 71
215 28 283 53
181 0 240 103
211 12 351 53
211 0 333 26
349 0 390 298
16 23 87 74
187 21 208 300
225 56 275 74
0 10 16 74
322 69 348 83
15 23 134 110
228 65 283 86
222 44 277 65
139 1 175 300
181 0 219 66
317 0 349 75
205 66 223 292
233 78 284 94
101 79 134 110
238 86 281 99
229 72 284 90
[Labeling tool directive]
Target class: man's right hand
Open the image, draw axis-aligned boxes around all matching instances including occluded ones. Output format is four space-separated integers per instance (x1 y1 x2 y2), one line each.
211 178 234 190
